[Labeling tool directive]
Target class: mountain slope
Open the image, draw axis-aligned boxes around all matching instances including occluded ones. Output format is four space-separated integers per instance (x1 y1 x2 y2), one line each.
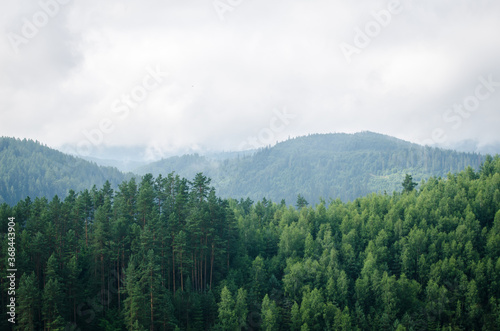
0 137 127 205
135 132 486 204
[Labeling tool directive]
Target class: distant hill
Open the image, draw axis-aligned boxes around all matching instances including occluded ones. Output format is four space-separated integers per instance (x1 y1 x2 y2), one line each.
0 133 488 206
0 137 127 205
135 132 486 204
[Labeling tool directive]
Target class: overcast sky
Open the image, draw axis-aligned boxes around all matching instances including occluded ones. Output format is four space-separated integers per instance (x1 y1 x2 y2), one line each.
1 0 500 158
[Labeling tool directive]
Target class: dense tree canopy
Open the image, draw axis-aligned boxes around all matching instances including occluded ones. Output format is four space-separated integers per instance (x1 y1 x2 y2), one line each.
0 137 127 205
136 132 485 204
1 155 500 330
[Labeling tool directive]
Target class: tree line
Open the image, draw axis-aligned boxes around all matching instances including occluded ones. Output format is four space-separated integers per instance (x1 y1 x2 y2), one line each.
136 132 485 205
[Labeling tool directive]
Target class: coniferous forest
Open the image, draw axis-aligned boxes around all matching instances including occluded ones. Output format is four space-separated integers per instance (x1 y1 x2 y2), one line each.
0 137 127 206
2 156 500 330
0 134 485 207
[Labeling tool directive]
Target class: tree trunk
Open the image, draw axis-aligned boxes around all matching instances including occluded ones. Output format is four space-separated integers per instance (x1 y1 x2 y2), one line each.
101 252 104 312
180 249 183 292
161 240 165 287
117 255 120 310
198 240 202 290
210 242 214 291
192 252 195 291
85 218 88 247
194 254 198 291
204 235 208 291
172 243 176 295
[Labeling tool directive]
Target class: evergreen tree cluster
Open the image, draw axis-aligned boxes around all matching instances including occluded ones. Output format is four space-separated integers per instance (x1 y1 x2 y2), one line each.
1 156 500 330
0 137 127 205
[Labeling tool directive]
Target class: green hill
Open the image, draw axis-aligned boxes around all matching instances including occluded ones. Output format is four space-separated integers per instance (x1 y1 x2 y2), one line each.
0 137 127 205
135 132 485 204
0 133 487 206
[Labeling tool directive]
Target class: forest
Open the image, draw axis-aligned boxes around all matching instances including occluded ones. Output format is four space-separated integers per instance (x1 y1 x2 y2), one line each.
136 132 486 204
1 155 500 330
0 134 485 207
0 137 127 205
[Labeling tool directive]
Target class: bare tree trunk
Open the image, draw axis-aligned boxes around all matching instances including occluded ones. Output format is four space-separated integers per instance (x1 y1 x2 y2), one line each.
161 241 165 287
172 242 176 296
210 243 214 291
192 252 195 291
204 235 208 291
194 254 198 291
85 218 88 247
198 249 203 291
180 249 183 292
117 255 120 310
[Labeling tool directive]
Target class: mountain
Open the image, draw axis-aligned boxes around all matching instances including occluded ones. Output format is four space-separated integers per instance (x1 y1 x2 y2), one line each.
135 132 486 204
57 143 260 174
0 137 128 205
75 149 256 172
1 133 488 206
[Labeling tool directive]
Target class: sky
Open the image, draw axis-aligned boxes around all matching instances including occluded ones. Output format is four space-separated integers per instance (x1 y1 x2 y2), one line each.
1 0 500 160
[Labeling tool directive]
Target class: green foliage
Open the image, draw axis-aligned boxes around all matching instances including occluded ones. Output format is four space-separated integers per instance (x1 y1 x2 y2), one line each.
296 195 309 209
300 288 325 330
290 301 301 330
261 294 279 331
17 272 40 330
135 132 485 204
1 155 500 330
0 137 127 205
234 288 248 329
217 286 238 330
402 174 418 193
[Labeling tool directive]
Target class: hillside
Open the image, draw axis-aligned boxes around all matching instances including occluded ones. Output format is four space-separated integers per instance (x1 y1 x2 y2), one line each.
0 133 487 206
135 132 486 204
0 137 127 205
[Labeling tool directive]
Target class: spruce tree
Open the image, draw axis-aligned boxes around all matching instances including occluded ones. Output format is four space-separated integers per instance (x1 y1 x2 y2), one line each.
17 272 40 330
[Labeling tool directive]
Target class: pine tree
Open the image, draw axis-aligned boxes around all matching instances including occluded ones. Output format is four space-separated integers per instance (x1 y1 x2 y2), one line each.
42 278 64 330
17 272 40 330
138 174 156 229
402 174 417 193
123 256 144 331
66 255 81 325
296 195 309 209
140 249 162 331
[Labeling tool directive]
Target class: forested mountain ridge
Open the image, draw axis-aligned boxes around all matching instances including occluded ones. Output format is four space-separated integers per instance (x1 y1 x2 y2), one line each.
1 155 500 330
0 133 487 207
136 132 486 204
0 137 127 205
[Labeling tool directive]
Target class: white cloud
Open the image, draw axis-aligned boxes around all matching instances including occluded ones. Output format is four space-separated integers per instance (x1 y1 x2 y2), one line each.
1 0 499 156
